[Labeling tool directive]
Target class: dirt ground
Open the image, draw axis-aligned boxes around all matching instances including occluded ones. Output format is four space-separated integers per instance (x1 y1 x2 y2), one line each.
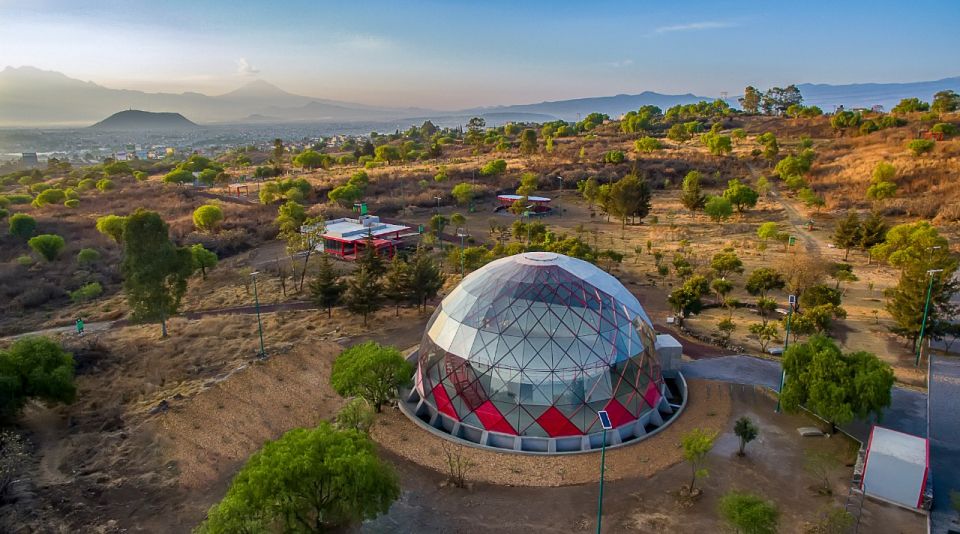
365 382 926 534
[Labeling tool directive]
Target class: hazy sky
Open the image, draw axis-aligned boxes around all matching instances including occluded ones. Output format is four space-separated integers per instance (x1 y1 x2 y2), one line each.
2 0 958 109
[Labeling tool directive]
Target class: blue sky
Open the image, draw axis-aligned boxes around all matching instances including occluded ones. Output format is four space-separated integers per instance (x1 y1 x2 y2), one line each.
2 0 958 109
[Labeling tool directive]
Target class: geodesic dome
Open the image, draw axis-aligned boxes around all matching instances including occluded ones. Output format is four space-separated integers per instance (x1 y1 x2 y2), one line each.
414 252 666 446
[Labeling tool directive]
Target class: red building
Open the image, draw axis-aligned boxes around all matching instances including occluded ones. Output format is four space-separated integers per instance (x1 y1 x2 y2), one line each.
307 215 412 260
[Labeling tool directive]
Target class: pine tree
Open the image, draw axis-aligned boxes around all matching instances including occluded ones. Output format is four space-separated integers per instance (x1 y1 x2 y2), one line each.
885 263 959 347
858 211 888 263
409 247 445 312
356 236 386 278
382 255 413 316
680 171 707 211
309 254 344 317
832 211 861 261
345 267 382 325
121 209 195 337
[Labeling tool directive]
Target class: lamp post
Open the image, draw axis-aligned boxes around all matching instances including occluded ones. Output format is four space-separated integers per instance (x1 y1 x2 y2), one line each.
775 294 796 413
596 410 613 534
433 195 443 251
250 271 266 359
916 268 944 366
456 228 469 277
557 175 563 192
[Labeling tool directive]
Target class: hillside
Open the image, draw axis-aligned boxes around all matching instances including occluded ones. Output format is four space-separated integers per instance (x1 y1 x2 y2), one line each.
89 110 198 130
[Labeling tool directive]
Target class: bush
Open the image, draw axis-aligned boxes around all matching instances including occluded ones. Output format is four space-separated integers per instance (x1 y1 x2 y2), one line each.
5 194 32 205
0 208 7 220
76 178 97 191
8 213 36 239
63 199 79 208
76 248 101 265
0 337 76 419
70 282 103 303
192 204 224 232
31 188 66 207
28 234 66 261
603 150 625 164
931 122 957 136
163 169 194 185
479 159 507 176
718 491 778 534
907 139 935 156
133 171 148 181
0 196 8 209
634 136 664 153
95 178 115 191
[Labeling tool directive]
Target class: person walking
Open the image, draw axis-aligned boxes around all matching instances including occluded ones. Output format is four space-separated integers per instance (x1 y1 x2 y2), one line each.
76 317 85 336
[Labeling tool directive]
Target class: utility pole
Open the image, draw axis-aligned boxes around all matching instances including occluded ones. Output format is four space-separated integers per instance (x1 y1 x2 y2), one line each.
596 410 613 534
776 294 795 413
917 269 944 366
251 271 266 359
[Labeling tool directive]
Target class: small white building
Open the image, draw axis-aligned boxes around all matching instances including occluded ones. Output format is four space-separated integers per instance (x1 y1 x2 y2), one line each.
861 425 931 511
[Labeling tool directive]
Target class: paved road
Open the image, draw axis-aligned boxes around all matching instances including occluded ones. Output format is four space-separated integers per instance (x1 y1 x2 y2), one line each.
681 355 927 442
929 354 960 534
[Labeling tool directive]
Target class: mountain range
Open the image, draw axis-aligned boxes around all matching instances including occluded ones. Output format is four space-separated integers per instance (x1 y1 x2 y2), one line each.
0 66 957 127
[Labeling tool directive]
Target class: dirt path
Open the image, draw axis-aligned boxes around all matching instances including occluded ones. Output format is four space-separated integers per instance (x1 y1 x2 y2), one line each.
20 405 72 486
746 162 820 255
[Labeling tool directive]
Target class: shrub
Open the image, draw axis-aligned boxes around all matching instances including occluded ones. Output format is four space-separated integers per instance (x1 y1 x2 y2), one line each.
163 169 194 185
337 154 356 165
479 159 507 176
64 188 79 200
95 214 127 243
64 199 79 208
364 160 384 169
70 282 103 303
634 136 663 153
718 491 778 534
133 171 148 181
931 122 957 136
0 337 76 419
5 194 32 205
907 139 935 156
31 188 66 207
28 234 66 261
16 255 33 266
0 196 8 209
76 248 101 265
0 208 7 220
76 178 97 191
95 178 115 191
192 204 224 232
603 150 625 164
8 213 37 239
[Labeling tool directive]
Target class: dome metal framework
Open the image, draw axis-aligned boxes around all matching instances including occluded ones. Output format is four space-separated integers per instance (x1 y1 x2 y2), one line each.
402 252 685 453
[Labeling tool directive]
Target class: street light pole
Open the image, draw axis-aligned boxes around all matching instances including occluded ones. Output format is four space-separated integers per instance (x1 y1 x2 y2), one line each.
457 228 468 277
776 295 795 413
916 269 944 366
251 271 266 359
596 410 613 534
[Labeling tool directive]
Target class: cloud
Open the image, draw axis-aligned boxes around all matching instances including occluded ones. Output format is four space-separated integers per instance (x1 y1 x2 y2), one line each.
653 21 736 34
605 59 634 68
236 57 259 76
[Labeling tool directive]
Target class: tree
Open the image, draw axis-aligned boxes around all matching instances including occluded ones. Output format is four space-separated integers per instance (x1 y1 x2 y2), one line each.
723 179 759 213
196 423 398 533
8 213 36 239
335 398 375 434
382 255 413 316
0 337 76 420
190 244 218 279
331 341 412 412
293 149 328 169
749 322 779 352
745 268 785 299
891 98 930 114
739 86 762 114
667 123 692 142
192 204 223 233
608 173 651 229
668 275 710 324
866 161 898 203
451 182 475 206
711 249 744 278
374 145 401 164
931 89 960 114
718 491 778 534
704 195 733 224
95 214 127 243
603 150 625 164
680 171 707 211
717 317 736 345
516 172 538 197
805 450 841 495
479 159 507 176
780 335 894 431
832 211 861 260
681 428 717 493
756 222 779 245
711 278 734 306
733 416 759 456
328 183 363 207
409 247 445 312
703 133 733 156
162 169 194 185
634 136 663 153
27 234 65 262
858 211 887 261
886 261 958 347
309 255 345 317
761 85 803 115
32 188 66 207
272 138 284 169
76 247 101 266
344 267 382 325
519 129 538 155
121 209 195 337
